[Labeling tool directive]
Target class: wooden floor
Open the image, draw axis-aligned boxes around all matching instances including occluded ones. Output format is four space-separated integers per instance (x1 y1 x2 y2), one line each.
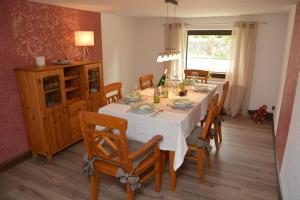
0 116 279 200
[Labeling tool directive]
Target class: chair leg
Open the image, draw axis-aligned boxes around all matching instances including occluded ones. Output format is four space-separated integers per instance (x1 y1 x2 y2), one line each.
197 148 205 184
126 182 134 200
154 157 161 192
214 133 219 151
205 139 212 168
160 151 167 175
91 171 99 200
205 149 211 168
219 123 223 143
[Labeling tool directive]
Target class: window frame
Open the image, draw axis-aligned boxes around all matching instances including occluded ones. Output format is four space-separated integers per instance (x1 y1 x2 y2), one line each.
185 29 232 79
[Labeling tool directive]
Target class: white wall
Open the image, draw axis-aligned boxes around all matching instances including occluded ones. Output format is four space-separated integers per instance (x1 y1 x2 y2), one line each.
137 18 165 82
247 14 288 112
280 72 300 200
274 6 296 132
101 14 165 93
101 14 142 93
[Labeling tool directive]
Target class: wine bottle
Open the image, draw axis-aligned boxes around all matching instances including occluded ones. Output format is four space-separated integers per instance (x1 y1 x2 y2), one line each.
157 68 168 87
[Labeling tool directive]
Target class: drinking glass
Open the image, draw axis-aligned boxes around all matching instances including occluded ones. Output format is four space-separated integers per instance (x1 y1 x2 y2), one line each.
191 72 198 84
134 84 140 93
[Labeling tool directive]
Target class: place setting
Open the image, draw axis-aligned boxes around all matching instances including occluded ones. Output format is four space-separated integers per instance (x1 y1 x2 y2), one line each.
168 98 194 110
192 83 215 93
124 102 164 117
123 92 143 102
116 91 144 105
121 90 165 117
129 103 155 114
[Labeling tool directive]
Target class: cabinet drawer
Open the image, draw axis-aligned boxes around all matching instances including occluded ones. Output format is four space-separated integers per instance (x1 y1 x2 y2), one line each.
68 100 87 117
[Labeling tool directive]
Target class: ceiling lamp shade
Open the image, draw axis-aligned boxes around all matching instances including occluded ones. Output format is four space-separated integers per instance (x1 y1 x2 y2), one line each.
157 55 164 62
157 49 180 63
163 54 169 62
75 31 94 46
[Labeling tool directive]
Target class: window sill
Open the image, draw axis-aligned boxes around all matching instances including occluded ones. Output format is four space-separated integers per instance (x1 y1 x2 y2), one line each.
208 77 226 83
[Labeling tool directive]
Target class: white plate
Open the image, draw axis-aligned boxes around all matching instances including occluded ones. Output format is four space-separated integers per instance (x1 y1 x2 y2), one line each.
124 93 143 102
171 98 194 109
170 103 193 109
173 98 193 106
193 86 213 92
123 97 143 102
131 103 155 114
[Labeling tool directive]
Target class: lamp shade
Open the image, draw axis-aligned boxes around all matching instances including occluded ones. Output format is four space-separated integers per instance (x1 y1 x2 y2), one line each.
162 55 169 61
157 55 164 62
75 31 94 46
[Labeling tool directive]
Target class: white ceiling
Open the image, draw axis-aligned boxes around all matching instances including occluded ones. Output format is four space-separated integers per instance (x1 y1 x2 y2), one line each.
30 0 298 18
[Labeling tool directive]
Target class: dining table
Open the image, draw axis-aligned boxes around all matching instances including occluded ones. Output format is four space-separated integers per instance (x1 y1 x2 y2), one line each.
98 83 222 191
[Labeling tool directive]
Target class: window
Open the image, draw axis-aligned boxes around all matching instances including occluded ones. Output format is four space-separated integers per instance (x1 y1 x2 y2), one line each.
186 30 232 75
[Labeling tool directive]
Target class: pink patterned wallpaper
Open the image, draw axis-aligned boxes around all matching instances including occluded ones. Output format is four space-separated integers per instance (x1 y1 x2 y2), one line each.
276 3 300 169
0 0 102 163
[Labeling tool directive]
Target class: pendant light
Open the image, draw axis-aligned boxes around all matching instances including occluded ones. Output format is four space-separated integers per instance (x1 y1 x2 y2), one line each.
157 0 180 63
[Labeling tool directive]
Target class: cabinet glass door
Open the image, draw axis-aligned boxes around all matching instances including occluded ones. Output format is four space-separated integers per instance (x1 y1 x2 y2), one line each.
88 68 100 94
43 75 62 107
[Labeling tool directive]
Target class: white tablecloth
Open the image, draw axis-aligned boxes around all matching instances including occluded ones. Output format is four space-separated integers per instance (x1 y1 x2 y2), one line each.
99 85 219 170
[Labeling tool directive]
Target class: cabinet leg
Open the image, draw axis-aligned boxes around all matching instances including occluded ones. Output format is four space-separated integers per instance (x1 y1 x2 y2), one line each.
32 152 38 159
47 155 53 164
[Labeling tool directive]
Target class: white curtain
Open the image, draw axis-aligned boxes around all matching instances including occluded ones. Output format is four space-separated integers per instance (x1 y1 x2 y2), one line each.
224 21 258 116
164 23 187 80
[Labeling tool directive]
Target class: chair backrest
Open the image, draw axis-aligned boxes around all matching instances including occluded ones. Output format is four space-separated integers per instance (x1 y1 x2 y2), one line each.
184 69 209 83
215 81 229 116
79 111 129 167
103 82 122 105
139 74 154 90
199 93 219 140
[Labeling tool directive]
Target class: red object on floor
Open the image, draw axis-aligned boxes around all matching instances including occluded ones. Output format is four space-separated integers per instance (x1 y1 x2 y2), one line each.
249 105 268 124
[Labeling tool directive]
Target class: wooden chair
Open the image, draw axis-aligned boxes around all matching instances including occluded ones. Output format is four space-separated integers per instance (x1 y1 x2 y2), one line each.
139 74 154 90
184 69 209 83
213 81 229 146
103 82 122 105
185 93 219 183
79 111 163 200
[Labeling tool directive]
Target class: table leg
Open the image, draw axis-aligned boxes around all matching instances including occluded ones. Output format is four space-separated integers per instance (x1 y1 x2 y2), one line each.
161 151 167 175
169 151 176 191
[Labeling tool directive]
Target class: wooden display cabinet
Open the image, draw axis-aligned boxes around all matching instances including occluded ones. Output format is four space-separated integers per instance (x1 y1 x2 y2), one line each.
15 61 104 163
84 63 104 112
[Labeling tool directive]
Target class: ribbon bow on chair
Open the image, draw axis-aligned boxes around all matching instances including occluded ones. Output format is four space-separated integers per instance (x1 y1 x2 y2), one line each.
214 116 225 125
208 128 216 138
83 155 141 191
117 168 141 191
83 154 99 176
195 139 213 152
